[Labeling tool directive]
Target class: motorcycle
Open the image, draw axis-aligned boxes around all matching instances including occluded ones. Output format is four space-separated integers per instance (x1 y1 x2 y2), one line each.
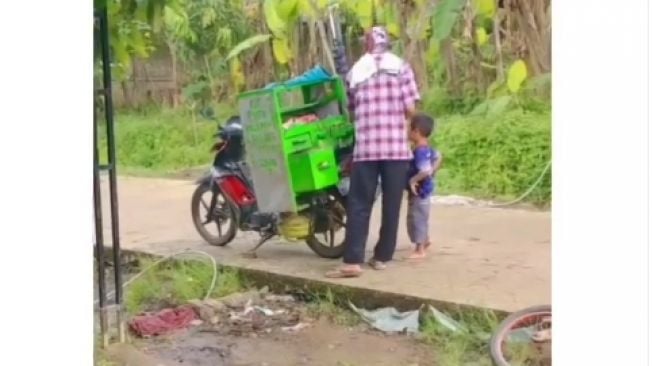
191 114 351 259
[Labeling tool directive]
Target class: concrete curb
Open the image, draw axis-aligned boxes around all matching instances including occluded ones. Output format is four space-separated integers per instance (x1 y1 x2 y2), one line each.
97 246 509 318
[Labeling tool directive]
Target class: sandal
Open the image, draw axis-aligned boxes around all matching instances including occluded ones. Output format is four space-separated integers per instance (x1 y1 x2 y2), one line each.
325 268 363 279
367 259 387 270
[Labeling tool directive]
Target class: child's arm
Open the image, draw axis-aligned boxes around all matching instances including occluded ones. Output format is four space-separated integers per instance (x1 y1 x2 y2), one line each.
409 170 431 185
433 152 443 173
409 151 433 194
409 151 442 195
411 150 442 183
409 171 429 195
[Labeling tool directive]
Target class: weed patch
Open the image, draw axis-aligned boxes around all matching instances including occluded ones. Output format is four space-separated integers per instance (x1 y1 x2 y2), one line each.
125 258 244 315
420 307 542 365
305 289 360 326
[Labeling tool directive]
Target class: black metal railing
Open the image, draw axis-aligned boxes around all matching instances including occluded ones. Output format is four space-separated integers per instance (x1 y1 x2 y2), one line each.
94 6 124 346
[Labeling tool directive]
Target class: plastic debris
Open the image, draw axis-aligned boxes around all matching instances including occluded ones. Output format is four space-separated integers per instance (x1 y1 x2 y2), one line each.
264 294 295 303
218 290 262 308
349 302 420 334
254 306 287 316
281 322 311 332
428 305 466 333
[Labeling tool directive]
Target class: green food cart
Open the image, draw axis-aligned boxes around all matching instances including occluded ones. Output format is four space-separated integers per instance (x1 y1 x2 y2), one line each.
238 75 354 216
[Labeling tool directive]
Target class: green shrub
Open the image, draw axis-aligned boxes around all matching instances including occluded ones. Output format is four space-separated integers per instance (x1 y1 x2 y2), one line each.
99 106 550 204
432 110 551 204
421 85 483 116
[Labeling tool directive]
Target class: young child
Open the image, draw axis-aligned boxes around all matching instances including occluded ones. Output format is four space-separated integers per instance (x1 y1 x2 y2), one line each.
406 113 443 260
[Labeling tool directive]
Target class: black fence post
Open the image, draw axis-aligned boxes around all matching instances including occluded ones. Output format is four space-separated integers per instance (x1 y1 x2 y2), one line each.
93 96 109 347
94 5 125 345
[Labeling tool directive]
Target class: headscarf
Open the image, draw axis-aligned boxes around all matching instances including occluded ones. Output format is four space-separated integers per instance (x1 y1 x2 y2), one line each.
349 26 401 88
364 26 391 54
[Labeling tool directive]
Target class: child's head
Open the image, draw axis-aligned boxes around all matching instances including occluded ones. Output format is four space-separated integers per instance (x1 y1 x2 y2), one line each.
409 113 435 143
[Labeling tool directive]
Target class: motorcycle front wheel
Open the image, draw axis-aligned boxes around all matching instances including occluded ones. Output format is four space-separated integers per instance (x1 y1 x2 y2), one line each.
305 193 347 259
191 182 238 246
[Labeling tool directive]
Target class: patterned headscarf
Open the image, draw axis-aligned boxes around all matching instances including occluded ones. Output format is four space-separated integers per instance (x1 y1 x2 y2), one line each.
365 26 390 54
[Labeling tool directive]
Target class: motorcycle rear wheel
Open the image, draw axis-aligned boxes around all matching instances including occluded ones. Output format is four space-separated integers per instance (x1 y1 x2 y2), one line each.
191 182 238 246
305 193 347 259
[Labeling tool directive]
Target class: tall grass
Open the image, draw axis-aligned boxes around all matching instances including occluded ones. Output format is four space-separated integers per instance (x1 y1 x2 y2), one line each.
99 106 550 204
97 107 233 174
433 110 551 204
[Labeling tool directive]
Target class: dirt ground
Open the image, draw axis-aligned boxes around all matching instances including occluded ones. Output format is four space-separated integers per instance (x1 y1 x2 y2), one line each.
106 290 437 366
135 321 435 366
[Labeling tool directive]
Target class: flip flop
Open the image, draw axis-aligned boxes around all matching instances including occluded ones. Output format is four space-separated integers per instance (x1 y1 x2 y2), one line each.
325 268 363 279
367 259 387 270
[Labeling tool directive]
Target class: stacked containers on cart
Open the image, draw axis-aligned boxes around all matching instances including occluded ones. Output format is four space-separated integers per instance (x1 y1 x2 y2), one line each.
237 77 354 213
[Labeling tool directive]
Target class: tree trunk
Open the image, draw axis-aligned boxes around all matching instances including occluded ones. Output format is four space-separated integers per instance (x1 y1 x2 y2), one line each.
403 0 437 90
493 4 505 81
121 81 133 109
515 0 551 75
441 38 461 97
470 20 487 94
462 0 485 94
166 39 180 108
203 55 217 101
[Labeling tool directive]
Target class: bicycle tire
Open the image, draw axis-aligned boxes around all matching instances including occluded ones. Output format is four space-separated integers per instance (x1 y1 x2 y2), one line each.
489 304 552 366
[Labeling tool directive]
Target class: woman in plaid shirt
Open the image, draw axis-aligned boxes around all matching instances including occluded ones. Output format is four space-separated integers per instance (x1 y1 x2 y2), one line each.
327 26 420 278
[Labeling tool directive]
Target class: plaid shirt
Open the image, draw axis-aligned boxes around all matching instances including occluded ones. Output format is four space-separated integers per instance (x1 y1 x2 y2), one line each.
346 57 420 162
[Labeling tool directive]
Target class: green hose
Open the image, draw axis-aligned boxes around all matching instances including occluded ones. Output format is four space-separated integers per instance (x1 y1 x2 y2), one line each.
490 160 552 207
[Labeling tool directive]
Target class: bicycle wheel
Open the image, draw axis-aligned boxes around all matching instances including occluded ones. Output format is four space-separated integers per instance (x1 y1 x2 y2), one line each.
489 305 552 366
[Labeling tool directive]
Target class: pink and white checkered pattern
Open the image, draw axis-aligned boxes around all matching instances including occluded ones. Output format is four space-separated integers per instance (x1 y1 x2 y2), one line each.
346 57 420 162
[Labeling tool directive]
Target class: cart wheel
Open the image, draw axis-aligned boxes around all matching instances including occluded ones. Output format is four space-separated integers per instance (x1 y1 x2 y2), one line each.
489 304 552 366
305 193 346 259
191 182 238 246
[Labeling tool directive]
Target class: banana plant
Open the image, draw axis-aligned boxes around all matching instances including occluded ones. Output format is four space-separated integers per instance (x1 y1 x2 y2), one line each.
95 0 184 79
263 0 298 65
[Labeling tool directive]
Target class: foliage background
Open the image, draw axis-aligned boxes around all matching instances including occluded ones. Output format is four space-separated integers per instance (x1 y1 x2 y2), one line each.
96 0 551 205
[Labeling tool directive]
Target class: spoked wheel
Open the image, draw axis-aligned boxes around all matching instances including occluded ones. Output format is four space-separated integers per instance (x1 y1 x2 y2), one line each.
305 193 347 259
191 182 238 246
489 305 552 366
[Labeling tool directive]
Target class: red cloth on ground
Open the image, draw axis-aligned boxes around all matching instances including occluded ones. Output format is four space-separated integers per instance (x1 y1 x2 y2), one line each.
129 305 198 337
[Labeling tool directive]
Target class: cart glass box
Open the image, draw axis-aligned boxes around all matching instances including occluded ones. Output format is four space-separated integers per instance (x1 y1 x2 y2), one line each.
238 76 354 213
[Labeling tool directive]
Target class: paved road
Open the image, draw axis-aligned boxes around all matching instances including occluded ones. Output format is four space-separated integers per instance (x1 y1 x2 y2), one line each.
100 176 551 312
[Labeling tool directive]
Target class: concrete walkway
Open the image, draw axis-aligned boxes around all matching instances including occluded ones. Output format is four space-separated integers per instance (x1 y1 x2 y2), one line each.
100 176 550 312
